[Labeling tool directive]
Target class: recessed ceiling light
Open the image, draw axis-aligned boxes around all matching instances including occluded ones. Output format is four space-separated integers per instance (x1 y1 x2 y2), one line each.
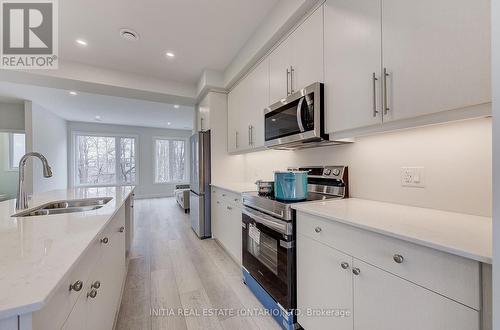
95 115 102 121
165 51 175 58
167 122 172 126
75 39 87 46
69 91 78 96
173 104 180 109
120 28 139 41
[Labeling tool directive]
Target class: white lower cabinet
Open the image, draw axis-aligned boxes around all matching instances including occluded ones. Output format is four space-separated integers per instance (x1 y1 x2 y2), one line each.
61 207 126 330
211 187 242 264
352 259 479 330
297 216 481 330
297 234 353 330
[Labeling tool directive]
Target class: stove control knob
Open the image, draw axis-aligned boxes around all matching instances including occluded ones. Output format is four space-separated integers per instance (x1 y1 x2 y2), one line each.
332 169 341 176
323 169 332 176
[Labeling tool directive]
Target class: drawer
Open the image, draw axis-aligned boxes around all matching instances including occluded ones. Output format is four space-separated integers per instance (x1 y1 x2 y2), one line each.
212 188 242 208
32 237 101 330
297 211 481 310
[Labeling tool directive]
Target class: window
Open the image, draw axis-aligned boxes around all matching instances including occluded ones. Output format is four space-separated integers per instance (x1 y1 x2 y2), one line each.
154 138 186 183
74 134 137 186
9 133 26 169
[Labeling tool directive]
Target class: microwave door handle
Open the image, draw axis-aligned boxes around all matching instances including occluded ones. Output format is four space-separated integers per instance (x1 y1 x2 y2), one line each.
297 97 305 132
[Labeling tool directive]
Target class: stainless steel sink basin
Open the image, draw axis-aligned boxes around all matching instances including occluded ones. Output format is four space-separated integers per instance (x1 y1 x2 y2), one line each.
12 197 112 217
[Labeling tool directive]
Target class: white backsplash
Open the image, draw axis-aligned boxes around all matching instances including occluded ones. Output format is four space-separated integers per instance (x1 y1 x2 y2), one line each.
237 117 492 217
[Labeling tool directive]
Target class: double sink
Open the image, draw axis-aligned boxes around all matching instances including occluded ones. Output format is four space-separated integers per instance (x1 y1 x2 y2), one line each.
12 197 113 217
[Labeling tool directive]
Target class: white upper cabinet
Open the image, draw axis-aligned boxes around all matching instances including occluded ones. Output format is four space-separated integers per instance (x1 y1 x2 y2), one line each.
269 35 294 104
324 0 382 133
381 0 491 122
227 57 269 153
270 6 324 104
324 0 491 136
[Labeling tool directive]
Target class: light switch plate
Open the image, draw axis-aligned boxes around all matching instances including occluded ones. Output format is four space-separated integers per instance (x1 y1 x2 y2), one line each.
401 167 425 188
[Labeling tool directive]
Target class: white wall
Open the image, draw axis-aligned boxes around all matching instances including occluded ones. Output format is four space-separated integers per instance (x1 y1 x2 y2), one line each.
216 117 492 217
491 0 499 327
0 133 19 199
25 101 68 193
0 102 24 132
67 121 192 199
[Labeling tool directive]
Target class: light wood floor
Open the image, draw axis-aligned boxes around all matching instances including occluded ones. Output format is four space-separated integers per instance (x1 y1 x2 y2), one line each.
115 198 281 330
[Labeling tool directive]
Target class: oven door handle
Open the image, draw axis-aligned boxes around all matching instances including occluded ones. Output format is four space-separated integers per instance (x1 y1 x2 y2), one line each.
242 207 290 235
296 97 305 132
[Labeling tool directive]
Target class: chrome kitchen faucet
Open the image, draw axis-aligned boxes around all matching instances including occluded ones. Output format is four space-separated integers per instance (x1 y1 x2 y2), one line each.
16 152 53 210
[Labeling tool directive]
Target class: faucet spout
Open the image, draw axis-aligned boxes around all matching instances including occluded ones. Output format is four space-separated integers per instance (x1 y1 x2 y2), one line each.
16 152 53 210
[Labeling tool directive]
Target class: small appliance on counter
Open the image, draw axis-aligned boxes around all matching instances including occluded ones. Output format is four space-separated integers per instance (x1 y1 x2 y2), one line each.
242 166 348 330
255 180 274 197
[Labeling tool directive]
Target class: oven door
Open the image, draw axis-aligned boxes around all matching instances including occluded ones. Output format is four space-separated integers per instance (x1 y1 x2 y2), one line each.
264 82 323 148
242 207 295 311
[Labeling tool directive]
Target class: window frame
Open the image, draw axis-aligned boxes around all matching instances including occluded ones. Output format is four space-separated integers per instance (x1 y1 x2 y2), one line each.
152 136 189 184
71 131 139 187
7 132 26 171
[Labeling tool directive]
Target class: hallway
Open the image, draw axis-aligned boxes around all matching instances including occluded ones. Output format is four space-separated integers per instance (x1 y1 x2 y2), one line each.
115 198 281 330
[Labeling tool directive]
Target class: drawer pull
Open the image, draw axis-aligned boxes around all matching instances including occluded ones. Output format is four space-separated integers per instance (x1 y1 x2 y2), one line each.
222 194 226 197
234 198 239 202
393 254 404 264
314 227 322 233
91 281 101 289
119 226 125 233
340 262 349 270
100 237 109 244
352 268 361 276
87 289 98 299
227 206 233 210
69 280 83 292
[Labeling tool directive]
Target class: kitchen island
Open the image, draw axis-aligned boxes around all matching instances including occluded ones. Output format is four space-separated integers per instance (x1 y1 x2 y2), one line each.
0 186 134 330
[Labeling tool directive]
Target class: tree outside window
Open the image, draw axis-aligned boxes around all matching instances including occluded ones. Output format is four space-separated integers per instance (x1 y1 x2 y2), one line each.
155 138 186 183
75 135 136 186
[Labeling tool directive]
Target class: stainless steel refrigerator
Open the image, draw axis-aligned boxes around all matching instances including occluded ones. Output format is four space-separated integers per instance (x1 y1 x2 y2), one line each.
189 130 211 238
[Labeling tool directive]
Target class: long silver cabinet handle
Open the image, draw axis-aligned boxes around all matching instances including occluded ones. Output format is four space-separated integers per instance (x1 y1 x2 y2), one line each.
372 72 379 117
235 132 238 149
383 67 390 115
286 68 290 95
290 66 295 94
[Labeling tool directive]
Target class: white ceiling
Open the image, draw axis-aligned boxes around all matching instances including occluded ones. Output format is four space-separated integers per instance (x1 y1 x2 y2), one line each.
0 81 194 130
59 0 279 84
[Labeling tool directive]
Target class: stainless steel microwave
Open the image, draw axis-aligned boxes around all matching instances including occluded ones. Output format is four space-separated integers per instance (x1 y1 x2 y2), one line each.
264 82 330 149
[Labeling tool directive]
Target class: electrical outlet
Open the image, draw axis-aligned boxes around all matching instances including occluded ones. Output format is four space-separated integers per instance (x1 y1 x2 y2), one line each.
401 167 425 188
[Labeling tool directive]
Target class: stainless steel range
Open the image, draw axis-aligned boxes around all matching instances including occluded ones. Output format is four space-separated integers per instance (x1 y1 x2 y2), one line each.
241 166 348 329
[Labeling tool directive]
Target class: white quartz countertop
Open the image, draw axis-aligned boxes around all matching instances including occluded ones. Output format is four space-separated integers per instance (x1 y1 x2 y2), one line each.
210 182 256 194
292 198 492 264
0 186 134 319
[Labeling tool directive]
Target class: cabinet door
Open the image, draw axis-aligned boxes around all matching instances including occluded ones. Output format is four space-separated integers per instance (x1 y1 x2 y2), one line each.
225 204 242 264
61 291 87 330
291 6 324 92
245 58 268 149
324 0 382 134
297 234 353 330
381 0 490 122
269 36 294 104
227 84 242 152
211 190 220 238
352 259 479 330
